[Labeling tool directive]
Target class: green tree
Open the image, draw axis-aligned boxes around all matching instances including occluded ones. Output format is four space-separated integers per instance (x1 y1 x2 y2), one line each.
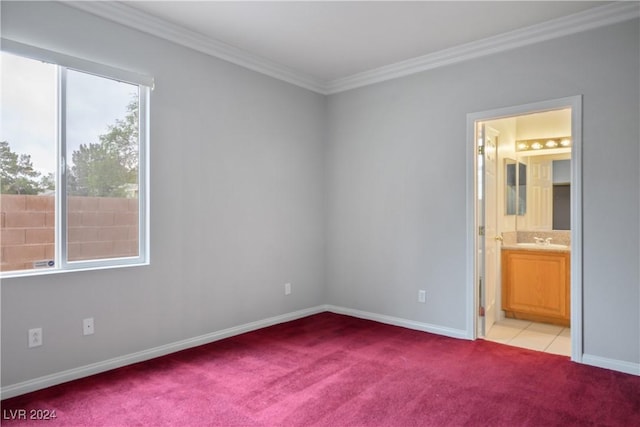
0 140 43 194
68 98 138 197
39 172 55 192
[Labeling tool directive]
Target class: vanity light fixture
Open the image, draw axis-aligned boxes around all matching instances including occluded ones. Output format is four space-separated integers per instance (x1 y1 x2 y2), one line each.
516 136 571 152
545 140 558 148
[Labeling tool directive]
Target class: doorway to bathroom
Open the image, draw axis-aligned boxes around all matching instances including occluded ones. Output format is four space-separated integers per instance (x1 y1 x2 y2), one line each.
466 96 582 362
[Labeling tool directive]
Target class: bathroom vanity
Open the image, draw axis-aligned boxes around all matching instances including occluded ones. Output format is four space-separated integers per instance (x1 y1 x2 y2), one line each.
501 245 570 326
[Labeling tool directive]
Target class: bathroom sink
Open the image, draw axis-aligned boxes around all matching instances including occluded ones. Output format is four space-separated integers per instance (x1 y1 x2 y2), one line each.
516 243 569 250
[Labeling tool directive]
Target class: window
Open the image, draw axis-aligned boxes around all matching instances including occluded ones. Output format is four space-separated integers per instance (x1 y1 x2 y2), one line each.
1 40 151 277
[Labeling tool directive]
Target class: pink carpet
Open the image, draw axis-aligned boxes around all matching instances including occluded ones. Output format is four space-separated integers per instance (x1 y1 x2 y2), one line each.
2 312 639 426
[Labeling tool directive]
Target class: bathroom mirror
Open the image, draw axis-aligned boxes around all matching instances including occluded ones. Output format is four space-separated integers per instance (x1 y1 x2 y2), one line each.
552 159 570 230
514 152 570 231
505 158 526 216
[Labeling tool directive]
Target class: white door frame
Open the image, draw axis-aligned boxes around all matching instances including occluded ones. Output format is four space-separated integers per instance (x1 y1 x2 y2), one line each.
465 95 583 363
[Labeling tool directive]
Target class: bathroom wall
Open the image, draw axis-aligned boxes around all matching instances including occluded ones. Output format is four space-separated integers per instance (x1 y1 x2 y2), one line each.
488 118 517 236
489 109 572 235
516 109 572 140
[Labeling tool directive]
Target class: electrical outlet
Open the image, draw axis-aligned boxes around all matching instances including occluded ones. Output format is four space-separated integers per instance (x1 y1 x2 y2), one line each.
284 283 292 295
418 290 426 303
28 328 43 348
83 318 94 336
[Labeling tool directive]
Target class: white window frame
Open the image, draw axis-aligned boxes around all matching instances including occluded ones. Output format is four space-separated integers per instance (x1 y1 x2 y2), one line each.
1 39 152 277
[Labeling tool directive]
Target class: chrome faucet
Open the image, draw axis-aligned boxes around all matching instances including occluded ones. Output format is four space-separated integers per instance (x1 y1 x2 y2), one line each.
534 237 552 245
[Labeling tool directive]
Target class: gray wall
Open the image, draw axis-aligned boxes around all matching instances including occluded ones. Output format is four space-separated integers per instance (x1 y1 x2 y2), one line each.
2 1 639 391
326 19 639 364
1 1 326 386
553 159 571 184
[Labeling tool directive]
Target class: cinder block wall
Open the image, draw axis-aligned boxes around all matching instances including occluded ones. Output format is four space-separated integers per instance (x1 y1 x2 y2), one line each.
1 195 139 271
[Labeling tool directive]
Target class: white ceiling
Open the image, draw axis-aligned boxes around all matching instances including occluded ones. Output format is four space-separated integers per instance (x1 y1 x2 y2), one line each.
125 1 608 82
68 1 639 93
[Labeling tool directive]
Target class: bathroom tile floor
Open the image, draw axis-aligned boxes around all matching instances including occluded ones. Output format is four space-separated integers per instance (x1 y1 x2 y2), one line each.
485 318 571 356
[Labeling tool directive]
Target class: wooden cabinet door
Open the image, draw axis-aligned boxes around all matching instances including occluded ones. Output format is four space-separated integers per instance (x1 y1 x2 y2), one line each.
502 250 570 324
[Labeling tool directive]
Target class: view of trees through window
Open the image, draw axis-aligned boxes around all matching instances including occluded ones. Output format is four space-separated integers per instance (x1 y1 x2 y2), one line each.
1 97 138 197
0 140 54 195
66 68 139 198
66 96 139 198
1 51 143 273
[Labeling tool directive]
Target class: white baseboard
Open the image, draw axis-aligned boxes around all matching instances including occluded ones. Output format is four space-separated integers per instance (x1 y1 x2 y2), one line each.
582 354 640 376
324 304 469 340
1 306 326 400
4 306 637 400
0 305 466 399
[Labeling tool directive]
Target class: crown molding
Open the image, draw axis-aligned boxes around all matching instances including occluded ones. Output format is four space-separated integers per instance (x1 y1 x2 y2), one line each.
64 1 639 96
325 1 640 94
63 0 327 94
